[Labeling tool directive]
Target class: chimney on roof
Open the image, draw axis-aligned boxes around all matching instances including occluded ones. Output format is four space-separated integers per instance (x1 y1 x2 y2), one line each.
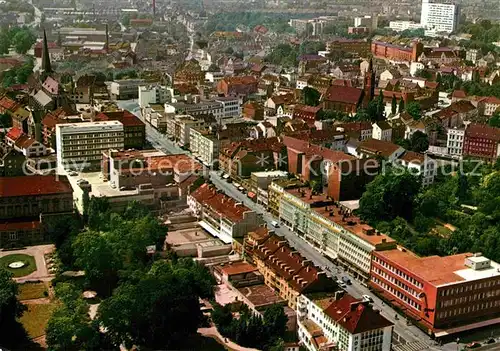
301 260 310 267
350 302 360 312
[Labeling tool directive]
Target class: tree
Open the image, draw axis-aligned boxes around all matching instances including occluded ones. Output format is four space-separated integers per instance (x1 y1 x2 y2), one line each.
376 90 385 121
98 260 214 349
409 131 429 152
263 305 288 341
489 112 500 128
406 101 422 120
46 283 105 351
12 29 36 55
0 113 12 128
0 269 26 346
359 167 422 223
0 30 10 55
72 230 120 295
302 86 321 106
391 95 397 115
310 179 323 194
398 98 405 113
414 69 432 79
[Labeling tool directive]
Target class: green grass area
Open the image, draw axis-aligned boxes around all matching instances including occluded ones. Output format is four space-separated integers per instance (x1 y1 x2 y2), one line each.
18 303 58 339
432 224 453 238
0 254 37 277
18 283 48 301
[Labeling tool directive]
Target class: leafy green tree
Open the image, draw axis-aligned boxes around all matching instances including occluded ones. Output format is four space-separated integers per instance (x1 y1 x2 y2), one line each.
302 86 321 106
391 95 397 115
406 101 422 120
0 30 10 55
263 304 288 340
398 98 405 113
489 112 500 128
0 269 27 347
12 29 36 54
409 131 429 152
98 260 214 349
359 167 422 223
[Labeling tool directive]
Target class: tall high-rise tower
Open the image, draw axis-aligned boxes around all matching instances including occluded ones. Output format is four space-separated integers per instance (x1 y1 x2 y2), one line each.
420 0 459 33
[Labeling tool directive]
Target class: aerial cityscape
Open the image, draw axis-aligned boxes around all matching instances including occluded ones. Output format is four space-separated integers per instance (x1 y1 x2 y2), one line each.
0 0 499 350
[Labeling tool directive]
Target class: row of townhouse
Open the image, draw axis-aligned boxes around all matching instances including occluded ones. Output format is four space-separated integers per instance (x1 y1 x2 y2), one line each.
241 228 395 351
276 186 397 281
445 123 500 161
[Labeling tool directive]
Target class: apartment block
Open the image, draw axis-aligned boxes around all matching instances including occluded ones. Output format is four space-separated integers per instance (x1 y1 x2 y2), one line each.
249 170 289 207
251 233 336 309
56 121 124 170
188 183 263 244
165 99 224 121
297 291 393 351
189 127 220 167
166 114 216 147
268 178 305 218
138 85 172 108
421 0 460 33
371 249 500 336
463 123 500 161
447 127 465 157
279 188 396 280
110 79 146 99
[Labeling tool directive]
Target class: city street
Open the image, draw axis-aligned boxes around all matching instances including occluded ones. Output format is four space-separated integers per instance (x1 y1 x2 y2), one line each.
207 171 439 350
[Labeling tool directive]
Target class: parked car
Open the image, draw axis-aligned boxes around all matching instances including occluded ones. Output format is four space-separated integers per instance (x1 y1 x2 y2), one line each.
68 171 78 176
271 221 279 228
362 294 373 302
336 280 347 289
466 342 481 349
342 276 352 285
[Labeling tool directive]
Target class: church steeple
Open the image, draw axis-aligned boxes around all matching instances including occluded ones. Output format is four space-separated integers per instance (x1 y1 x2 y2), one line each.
41 29 53 74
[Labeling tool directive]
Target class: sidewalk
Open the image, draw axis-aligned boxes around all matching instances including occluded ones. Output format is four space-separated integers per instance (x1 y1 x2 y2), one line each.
198 326 261 351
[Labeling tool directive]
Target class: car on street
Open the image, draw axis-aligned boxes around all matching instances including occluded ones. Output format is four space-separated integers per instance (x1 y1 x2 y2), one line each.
336 280 347 289
271 221 279 228
68 171 78 176
342 276 352 285
466 342 481 349
362 294 373 302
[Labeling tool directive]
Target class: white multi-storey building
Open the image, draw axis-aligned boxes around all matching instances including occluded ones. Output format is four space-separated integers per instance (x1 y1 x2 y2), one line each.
389 21 424 32
189 127 220 167
447 127 465 157
110 79 145 100
398 151 437 186
165 100 224 121
56 121 124 171
420 0 459 33
138 85 172 108
215 97 241 120
297 291 393 351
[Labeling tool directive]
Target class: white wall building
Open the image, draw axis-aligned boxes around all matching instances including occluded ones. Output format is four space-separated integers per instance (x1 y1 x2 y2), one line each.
447 127 465 156
215 97 241 119
110 79 145 100
372 121 393 142
297 291 393 351
420 0 460 33
389 21 424 32
165 99 224 121
398 151 437 186
56 121 124 170
138 85 172 108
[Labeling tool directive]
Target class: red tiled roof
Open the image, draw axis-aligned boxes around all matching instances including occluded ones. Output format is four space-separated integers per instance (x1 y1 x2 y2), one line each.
339 121 372 132
42 112 67 129
483 96 500 105
223 75 258 85
0 96 19 111
357 138 402 158
96 110 145 127
6 127 23 141
191 183 252 223
465 123 500 142
283 136 356 164
323 86 363 105
293 104 322 114
452 90 467 99
218 261 257 276
14 135 37 149
0 175 73 198
324 294 393 334
399 151 425 165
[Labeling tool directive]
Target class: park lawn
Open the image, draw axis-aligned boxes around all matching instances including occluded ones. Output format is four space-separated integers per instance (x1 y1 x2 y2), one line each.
18 303 58 339
18 283 48 301
0 254 37 277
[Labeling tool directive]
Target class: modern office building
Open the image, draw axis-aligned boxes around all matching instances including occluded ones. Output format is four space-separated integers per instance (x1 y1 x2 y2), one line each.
371 249 500 336
110 79 146 99
189 127 220 167
420 0 460 33
56 121 124 170
138 85 172 108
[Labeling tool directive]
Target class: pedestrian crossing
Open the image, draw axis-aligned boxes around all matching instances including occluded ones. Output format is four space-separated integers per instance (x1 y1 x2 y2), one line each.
392 341 432 351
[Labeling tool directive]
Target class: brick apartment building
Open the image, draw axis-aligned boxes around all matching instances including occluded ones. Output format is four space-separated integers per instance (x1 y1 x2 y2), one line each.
95 110 146 149
217 76 258 97
463 123 500 161
251 233 336 309
0 175 74 248
326 38 371 57
371 249 500 336
371 41 423 62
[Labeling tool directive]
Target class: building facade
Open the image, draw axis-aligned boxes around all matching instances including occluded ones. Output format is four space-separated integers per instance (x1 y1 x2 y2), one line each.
447 127 465 157
189 127 220 167
420 0 459 33
371 250 500 336
463 123 500 161
297 291 393 351
56 121 124 170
